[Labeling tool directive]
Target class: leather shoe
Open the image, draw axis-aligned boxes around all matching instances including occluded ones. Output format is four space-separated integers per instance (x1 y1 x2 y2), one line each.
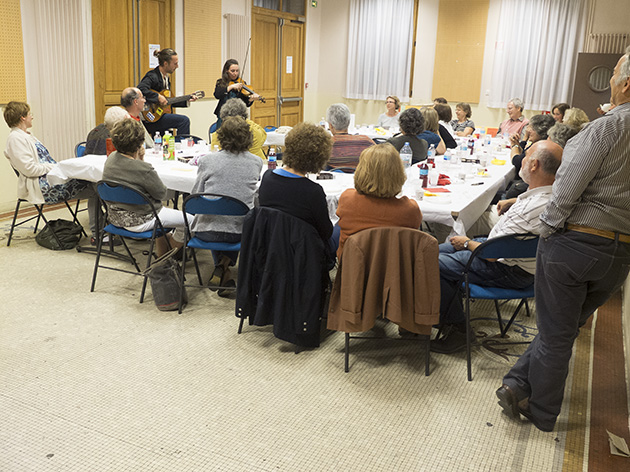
496 384 519 419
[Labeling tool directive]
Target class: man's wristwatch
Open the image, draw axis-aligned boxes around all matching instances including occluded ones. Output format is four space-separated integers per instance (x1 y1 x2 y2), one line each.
464 239 470 250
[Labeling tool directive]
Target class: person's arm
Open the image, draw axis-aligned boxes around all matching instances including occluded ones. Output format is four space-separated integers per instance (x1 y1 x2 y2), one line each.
213 79 228 100
5 132 54 177
141 166 168 202
462 126 474 136
311 186 333 240
497 198 517 216
436 136 446 155
449 235 482 252
137 70 160 104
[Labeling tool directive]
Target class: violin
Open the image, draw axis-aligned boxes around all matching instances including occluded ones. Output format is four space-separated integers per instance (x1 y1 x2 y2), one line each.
229 78 266 103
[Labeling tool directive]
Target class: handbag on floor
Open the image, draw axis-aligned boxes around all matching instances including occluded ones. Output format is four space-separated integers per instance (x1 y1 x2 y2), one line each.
35 219 83 250
144 249 188 311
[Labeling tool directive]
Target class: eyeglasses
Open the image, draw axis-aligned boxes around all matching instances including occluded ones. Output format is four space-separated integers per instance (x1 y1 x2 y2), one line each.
386 100 396 104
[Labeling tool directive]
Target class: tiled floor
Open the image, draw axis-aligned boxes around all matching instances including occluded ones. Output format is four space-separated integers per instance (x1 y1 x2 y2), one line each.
0 206 620 471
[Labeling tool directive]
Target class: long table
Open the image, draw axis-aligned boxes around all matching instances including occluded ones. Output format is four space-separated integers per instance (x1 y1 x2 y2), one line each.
47 151 514 238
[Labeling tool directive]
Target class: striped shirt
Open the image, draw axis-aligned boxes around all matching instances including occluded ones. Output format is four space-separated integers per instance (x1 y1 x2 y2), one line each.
489 185 553 274
540 102 630 237
326 133 374 171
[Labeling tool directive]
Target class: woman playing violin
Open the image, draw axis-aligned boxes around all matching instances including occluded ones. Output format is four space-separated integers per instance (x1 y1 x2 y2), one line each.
213 59 260 125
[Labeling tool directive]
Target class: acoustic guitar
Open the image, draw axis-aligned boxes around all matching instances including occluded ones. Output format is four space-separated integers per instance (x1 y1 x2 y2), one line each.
142 89 205 123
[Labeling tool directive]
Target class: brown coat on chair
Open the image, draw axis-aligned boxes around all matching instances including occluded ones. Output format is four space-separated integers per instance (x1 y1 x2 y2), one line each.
327 227 440 335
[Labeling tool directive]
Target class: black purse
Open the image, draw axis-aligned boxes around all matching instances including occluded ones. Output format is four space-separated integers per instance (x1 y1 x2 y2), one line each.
35 219 83 250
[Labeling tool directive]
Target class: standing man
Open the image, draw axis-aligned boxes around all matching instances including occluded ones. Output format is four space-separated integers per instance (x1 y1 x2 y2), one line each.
137 48 194 137
496 46 630 432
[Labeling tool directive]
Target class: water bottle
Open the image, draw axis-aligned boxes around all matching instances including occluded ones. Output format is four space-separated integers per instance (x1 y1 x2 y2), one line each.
427 144 436 168
268 146 277 170
168 132 175 160
419 161 429 188
162 131 170 160
400 142 412 169
468 137 475 156
319 117 328 130
154 132 162 152
484 133 492 147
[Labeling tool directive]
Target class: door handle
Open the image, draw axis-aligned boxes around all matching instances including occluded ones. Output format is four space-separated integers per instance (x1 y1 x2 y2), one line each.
278 96 303 104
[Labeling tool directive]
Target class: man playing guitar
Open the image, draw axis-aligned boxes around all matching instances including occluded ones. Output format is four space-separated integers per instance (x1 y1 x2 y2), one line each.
138 48 197 137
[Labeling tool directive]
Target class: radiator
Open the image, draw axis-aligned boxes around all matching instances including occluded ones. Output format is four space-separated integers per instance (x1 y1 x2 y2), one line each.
585 33 630 54
224 14 251 72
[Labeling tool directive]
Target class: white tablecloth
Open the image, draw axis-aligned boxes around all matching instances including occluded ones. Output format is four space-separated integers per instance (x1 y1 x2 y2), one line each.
47 151 514 237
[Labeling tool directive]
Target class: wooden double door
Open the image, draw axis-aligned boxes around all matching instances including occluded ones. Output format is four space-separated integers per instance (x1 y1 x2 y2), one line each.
250 8 305 128
92 0 174 123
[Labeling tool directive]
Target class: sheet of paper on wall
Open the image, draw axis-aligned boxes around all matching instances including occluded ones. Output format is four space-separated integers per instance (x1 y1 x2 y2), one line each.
286 56 293 74
149 44 161 68
607 430 630 457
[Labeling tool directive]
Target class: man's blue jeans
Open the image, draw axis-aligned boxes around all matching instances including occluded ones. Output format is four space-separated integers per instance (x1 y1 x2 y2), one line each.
438 239 534 325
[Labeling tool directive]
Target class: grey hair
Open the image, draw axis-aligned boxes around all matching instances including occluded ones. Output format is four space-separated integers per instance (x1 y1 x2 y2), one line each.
528 114 556 140
547 123 578 148
510 98 524 111
104 106 130 130
615 45 630 85
220 98 248 120
120 87 141 108
531 145 561 177
326 103 351 131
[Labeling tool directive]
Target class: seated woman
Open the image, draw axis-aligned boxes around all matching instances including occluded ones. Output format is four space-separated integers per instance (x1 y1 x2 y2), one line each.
85 106 130 155
387 107 428 164
377 96 401 129
418 107 446 154
551 102 570 122
191 116 262 295
258 122 336 263
434 103 457 149
563 107 589 131
336 143 422 258
3 101 99 243
450 102 475 137
102 119 193 257
210 98 266 160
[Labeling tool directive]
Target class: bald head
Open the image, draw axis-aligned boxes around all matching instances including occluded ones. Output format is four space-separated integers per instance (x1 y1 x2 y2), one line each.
520 140 563 187
120 87 145 116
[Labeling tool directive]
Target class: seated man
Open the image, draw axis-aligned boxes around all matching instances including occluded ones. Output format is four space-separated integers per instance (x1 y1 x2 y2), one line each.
431 140 563 354
498 98 529 140
121 87 155 149
325 103 374 171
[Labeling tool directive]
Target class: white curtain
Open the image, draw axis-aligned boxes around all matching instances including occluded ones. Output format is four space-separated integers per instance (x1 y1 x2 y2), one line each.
345 0 415 102
488 0 587 110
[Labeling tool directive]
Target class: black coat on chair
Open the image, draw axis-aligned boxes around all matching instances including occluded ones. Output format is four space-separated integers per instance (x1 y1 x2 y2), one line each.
236 207 329 348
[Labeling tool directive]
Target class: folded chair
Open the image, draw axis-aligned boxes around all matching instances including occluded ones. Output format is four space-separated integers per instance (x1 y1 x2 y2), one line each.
7 168 83 247
90 181 174 303
177 193 250 313
327 227 440 374
461 233 539 381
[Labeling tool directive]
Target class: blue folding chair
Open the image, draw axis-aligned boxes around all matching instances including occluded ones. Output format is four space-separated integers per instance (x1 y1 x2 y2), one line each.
461 233 539 381
90 181 174 303
74 141 87 157
178 193 250 313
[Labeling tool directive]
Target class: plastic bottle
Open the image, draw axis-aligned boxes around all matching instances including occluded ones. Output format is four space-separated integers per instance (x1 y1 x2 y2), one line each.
168 132 175 160
268 146 277 170
419 161 429 188
484 133 492 147
319 117 327 130
162 131 170 160
400 142 412 169
468 137 475 156
427 144 436 168
154 132 162 152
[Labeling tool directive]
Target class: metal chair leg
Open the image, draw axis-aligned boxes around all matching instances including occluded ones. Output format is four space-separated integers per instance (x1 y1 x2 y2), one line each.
344 332 350 373
424 335 430 376
7 200 22 246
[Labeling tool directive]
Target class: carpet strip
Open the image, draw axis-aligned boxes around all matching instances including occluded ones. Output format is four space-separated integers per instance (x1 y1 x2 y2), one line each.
588 290 629 471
